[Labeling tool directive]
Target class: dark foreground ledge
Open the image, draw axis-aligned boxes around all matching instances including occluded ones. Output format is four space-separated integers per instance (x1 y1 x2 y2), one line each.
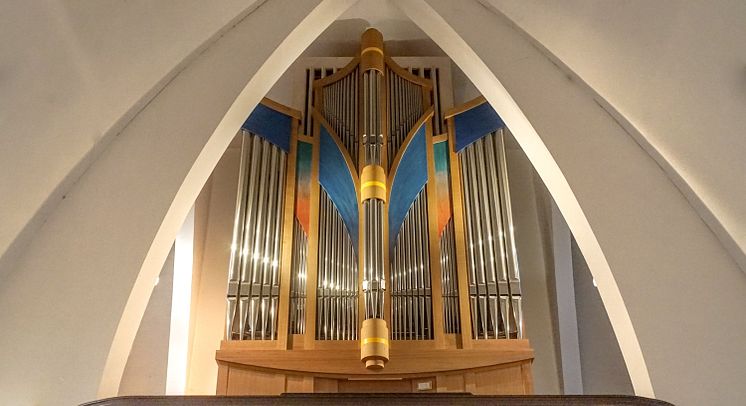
82 393 674 406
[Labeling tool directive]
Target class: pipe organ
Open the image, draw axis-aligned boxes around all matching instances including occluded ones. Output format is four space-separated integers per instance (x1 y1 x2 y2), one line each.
217 29 534 395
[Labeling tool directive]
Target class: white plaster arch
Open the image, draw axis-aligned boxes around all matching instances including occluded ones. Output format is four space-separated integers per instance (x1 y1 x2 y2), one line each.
98 0 656 397
98 0 359 398
0 1 356 404
396 2 746 405
394 0 654 397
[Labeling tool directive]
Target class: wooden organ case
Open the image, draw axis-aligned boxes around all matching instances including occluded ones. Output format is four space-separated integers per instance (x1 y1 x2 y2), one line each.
216 29 533 395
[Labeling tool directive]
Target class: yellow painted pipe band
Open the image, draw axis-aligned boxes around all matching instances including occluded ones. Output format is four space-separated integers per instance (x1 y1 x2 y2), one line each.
360 28 384 72
362 180 386 189
361 337 389 345
361 46 384 56
360 165 387 202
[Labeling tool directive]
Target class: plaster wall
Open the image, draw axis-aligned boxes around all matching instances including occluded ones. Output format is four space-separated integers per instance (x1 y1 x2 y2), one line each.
0 1 352 404
486 0 746 271
118 247 175 396
186 146 241 394
571 239 634 395
404 1 746 404
506 146 562 394
0 0 260 277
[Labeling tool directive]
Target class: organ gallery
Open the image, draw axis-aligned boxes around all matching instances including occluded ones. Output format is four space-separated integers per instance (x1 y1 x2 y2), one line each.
216 29 533 394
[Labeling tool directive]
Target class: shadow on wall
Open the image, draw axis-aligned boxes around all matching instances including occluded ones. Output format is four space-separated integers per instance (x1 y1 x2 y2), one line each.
571 237 634 395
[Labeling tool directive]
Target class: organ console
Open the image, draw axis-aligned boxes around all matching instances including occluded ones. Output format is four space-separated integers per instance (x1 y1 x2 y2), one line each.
216 28 533 395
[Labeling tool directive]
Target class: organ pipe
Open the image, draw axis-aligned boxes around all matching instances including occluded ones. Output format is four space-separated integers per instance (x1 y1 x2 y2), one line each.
225 30 525 374
458 130 522 340
391 190 434 340
316 190 359 340
386 65 424 167
359 28 389 370
226 131 287 340
440 219 460 334
289 220 307 334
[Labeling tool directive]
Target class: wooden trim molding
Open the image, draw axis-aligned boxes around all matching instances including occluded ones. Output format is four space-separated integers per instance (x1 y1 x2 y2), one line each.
384 56 433 91
261 97 303 121
304 119 321 349
276 117 300 349
443 95 486 120
312 57 361 91
425 119 446 348
217 339 533 378
446 117 474 349
433 133 448 143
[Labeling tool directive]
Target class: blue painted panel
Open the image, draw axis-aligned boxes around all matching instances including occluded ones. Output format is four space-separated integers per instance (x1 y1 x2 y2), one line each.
319 126 359 251
242 103 292 152
389 124 428 252
454 102 505 152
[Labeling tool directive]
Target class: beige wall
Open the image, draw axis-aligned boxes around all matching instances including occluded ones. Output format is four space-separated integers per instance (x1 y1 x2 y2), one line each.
571 238 633 395
486 0 746 271
505 142 562 394
0 0 260 278
187 144 241 394
0 2 349 403
118 247 174 396
403 1 746 402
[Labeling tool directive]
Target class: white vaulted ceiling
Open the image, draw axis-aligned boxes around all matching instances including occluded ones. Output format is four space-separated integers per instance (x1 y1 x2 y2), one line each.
486 0 746 271
0 0 261 276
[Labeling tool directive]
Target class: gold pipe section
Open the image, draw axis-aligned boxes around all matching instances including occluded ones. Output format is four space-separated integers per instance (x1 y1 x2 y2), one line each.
360 165 387 202
360 318 389 370
360 28 384 73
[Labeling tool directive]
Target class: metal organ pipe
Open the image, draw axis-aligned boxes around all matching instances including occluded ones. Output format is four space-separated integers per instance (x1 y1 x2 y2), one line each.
440 219 460 334
458 130 523 340
289 220 307 335
359 28 389 370
390 191 433 341
226 132 251 339
225 132 287 341
316 190 359 341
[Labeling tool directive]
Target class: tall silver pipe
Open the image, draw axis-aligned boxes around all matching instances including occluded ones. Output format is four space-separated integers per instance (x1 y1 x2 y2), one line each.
459 146 479 339
316 193 326 339
420 195 432 339
388 189 433 340
289 220 308 335
266 149 285 340
341 229 348 340
483 133 509 337
440 220 460 334
236 135 261 337
474 139 503 337
495 130 522 338
226 133 287 341
245 140 270 339
226 132 251 339
257 147 278 339
330 206 338 340
316 190 358 340
468 143 491 339
457 131 523 340
412 197 422 339
361 69 386 330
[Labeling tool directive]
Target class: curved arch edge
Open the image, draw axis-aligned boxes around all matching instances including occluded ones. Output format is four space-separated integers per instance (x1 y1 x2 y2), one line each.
395 0 655 397
98 0 358 398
